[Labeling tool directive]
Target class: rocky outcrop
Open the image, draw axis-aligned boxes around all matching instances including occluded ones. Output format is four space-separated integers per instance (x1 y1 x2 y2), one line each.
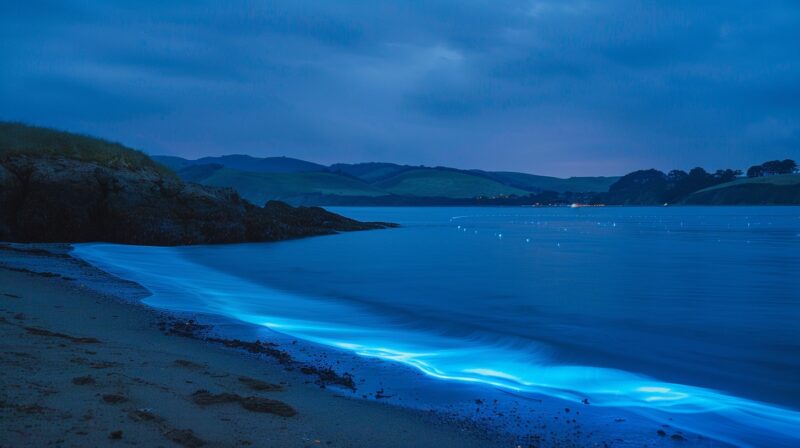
0 154 394 246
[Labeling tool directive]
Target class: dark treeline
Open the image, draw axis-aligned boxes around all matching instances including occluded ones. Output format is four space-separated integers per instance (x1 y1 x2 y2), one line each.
600 159 798 205
746 159 797 178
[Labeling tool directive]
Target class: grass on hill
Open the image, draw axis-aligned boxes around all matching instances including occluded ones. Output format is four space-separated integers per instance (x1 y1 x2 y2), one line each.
695 174 800 193
0 122 172 176
487 171 619 193
198 168 386 205
373 168 529 198
329 163 411 183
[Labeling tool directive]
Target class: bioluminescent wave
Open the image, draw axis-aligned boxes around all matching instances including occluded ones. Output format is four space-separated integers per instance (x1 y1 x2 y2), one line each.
73 209 800 448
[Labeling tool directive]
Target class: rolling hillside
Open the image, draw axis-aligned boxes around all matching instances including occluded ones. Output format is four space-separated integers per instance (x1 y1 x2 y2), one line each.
481 171 619 194
198 168 385 205
373 168 529 198
329 162 411 183
0 122 170 176
685 174 800 205
157 154 621 205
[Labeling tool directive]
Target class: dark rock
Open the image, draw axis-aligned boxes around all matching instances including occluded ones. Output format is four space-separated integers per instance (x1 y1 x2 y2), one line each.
0 150 395 246
657 429 667 437
109 430 123 440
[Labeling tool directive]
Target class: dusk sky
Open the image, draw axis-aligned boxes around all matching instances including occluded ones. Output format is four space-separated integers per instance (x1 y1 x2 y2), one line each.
2 1 799 176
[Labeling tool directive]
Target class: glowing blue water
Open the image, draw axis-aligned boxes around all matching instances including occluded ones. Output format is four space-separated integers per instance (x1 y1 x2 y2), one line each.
73 206 800 446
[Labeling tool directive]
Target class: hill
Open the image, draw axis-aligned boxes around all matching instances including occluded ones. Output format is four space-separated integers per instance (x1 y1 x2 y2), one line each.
685 174 800 205
0 122 172 177
328 162 411 183
163 157 618 205
372 168 529 198
0 123 393 245
153 154 326 173
196 168 385 205
479 171 619 193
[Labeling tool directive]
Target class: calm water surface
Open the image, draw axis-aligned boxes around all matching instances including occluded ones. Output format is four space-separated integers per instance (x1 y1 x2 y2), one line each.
74 206 800 445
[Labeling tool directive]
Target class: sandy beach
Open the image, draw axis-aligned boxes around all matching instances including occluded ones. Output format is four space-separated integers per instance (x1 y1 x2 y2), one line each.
0 248 502 448
0 242 747 448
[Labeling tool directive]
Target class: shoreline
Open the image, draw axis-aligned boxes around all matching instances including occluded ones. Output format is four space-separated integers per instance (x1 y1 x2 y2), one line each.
0 244 506 447
1 242 729 447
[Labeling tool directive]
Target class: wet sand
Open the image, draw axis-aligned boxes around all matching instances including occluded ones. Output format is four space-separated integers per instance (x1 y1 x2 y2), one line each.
0 265 502 447
0 243 723 448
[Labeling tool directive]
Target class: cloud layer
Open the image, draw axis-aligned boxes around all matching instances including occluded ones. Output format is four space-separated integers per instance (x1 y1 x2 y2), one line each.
2 0 799 175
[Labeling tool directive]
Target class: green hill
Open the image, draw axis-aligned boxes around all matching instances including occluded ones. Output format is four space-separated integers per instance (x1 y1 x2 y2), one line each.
685 174 800 205
197 168 385 205
0 122 171 176
481 171 619 193
373 168 529 198
695 174 800 192
329 162 410 183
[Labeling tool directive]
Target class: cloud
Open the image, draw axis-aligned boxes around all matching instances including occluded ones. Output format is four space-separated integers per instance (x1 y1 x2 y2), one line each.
1 0 798 175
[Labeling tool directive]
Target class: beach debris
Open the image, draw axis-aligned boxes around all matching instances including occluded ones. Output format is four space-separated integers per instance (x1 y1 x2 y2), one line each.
205 337 292 364
25 326 100 343
191 390 296 417
240 396 296 416
238 376 283 392
299 366 356 391
374 388 392 399
128 409 206 447
191 390 241 406
12 403 52 414
72 375 95 385
129 409 159 422
168 319 212 338
109 430 123 440
102 394 127 404
164 428 205 448
90 360 121 369
174 327 355 392
174 359 206 369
